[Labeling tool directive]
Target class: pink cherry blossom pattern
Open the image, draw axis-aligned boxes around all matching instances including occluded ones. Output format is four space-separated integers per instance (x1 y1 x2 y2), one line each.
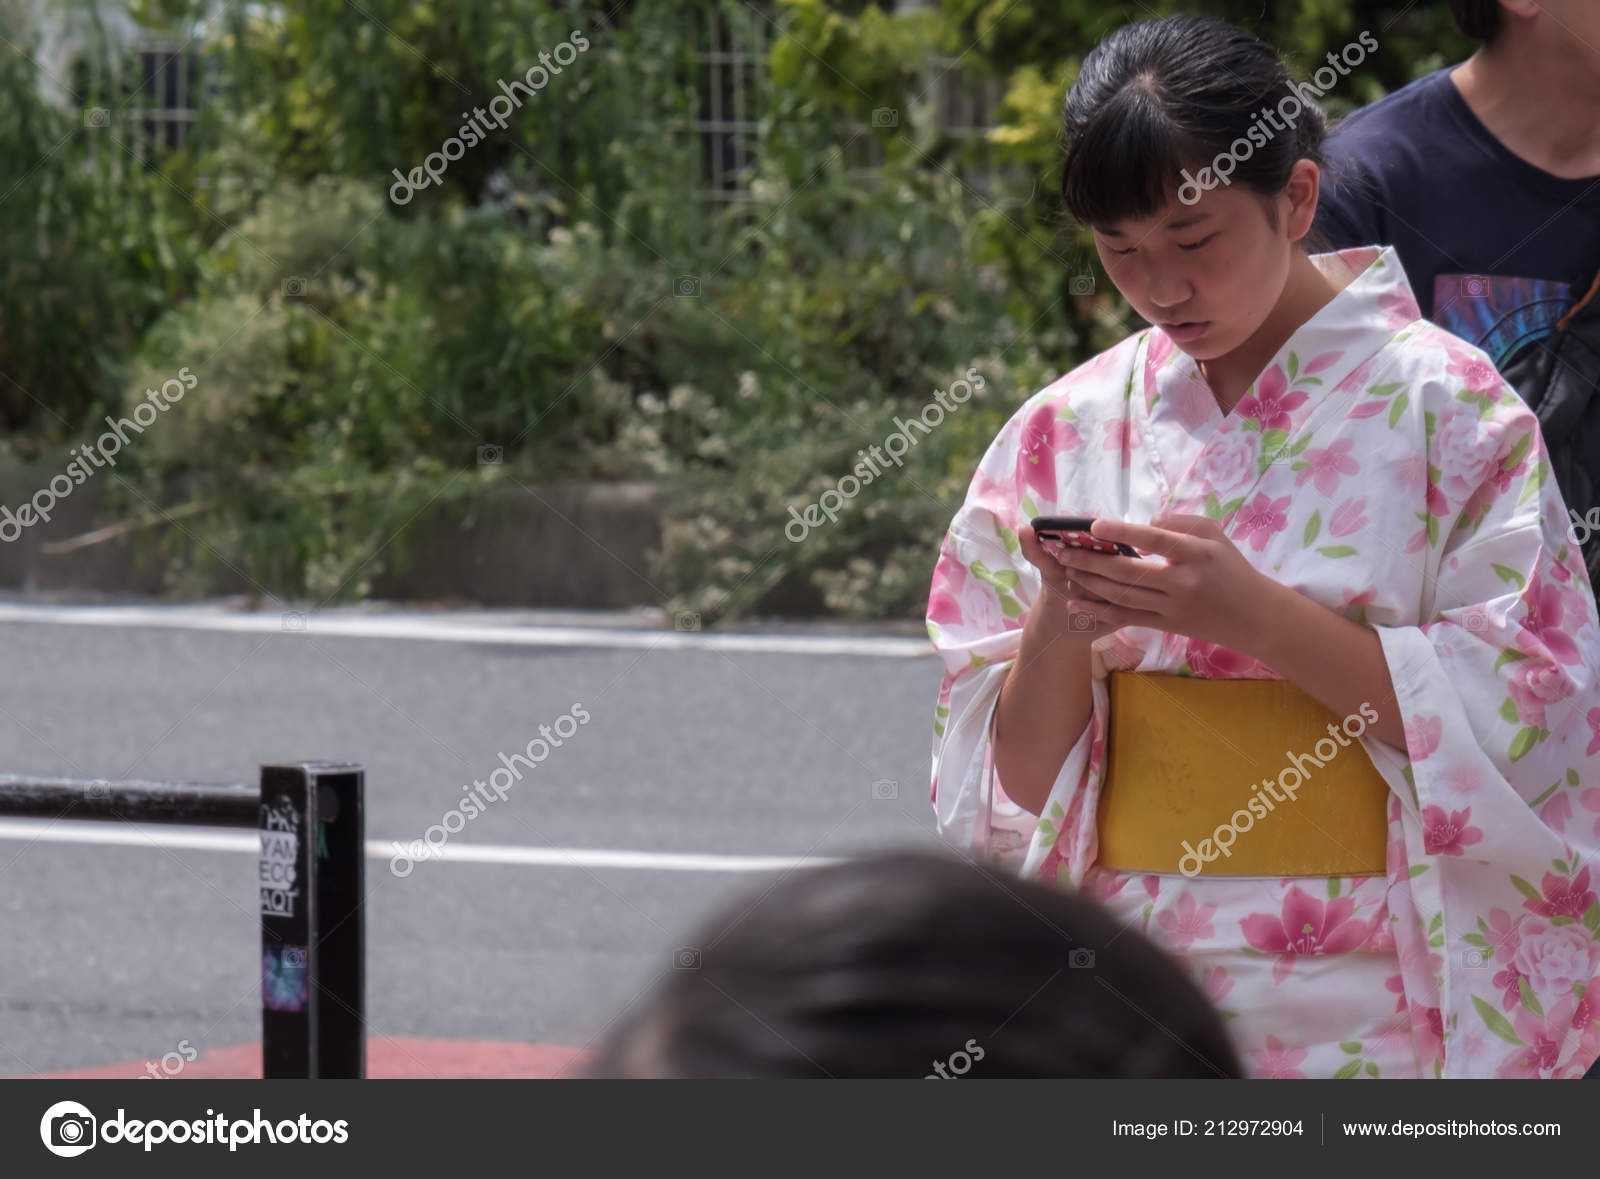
1250 1035 1308 1080
1184 640 1274 680
1484 908 1523 964
1412 1004 1445 1068
926 556 968 626
1444 348 1504 396
1385 972 1406 1014
1492 962 1526 1013
1329 498 1369 537
1233 492 1292 552
1240 886 1371 983
1517 574 1584 666
1508 660 1577 727
1235 366 1308 431
1580 787 1600 839
1302 350 1343 376
1154 892 1218 950
1495 996 1579 1078
1539 791 1573 834
1377 290 1419 330
1294 438 1361 496
1015 401 1082 506
967 466 1015 520
1586 709 1600 757
1420 805 1484 856
1102 419 1142 469
1201 964 1234 1005
1403 715 1443 762
1523 867 1598 920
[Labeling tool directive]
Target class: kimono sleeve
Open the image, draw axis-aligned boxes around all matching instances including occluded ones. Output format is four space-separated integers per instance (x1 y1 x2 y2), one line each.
925 407 1097 875
1375 404 1600 1077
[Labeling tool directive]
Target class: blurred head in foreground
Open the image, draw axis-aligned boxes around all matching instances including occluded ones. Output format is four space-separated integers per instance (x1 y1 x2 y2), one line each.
588 851 1243 1078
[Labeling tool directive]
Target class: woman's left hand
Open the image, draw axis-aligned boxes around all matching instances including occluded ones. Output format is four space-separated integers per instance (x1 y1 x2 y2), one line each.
1049 514 1279 654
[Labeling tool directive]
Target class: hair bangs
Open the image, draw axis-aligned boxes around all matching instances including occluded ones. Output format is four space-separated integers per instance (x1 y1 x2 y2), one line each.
1060 81 1200 229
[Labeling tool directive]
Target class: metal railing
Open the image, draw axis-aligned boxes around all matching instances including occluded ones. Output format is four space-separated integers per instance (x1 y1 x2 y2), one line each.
0 763 366 1079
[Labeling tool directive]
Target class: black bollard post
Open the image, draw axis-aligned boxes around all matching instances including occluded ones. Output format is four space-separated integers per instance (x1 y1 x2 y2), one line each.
259 763 365 1079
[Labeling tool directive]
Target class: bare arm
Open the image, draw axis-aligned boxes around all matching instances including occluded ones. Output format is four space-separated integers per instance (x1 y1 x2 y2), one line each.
990 526 1116 816
1245 577 1407 750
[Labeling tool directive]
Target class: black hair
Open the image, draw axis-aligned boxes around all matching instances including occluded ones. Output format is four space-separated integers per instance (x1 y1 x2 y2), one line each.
1059 15 1327 228
586 851 1245 1079
1450 0 1501 44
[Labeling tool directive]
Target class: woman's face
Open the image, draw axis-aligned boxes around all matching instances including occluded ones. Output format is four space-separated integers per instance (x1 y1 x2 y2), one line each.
1090 166 1315 361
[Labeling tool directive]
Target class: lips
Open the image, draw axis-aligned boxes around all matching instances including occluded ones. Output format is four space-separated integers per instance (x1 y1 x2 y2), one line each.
1160 320 1210 342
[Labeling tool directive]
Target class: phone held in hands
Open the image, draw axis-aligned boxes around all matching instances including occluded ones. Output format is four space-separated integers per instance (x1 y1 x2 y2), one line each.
1030 516 1141 558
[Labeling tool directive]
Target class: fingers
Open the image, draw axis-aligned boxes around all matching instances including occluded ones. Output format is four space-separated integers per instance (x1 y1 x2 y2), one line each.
1022 524 1100 592
1088 517 1204 558
1150 513 1222 537
1017 524 1062 576
1054 563 1165 611
1051 543 1165 592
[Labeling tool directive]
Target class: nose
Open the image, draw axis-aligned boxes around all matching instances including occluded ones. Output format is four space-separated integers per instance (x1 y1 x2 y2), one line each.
1146 273 1194 311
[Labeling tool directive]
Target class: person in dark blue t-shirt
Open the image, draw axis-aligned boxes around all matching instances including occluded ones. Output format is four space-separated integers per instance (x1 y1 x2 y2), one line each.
1315 0 1600 354
1319 0 1600 1079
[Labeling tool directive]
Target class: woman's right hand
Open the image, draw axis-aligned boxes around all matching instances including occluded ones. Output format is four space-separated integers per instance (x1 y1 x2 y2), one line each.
1017 524 1124 642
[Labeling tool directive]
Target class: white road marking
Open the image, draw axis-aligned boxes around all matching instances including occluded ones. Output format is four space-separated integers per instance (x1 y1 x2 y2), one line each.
0 818 837 873
0 602 931 658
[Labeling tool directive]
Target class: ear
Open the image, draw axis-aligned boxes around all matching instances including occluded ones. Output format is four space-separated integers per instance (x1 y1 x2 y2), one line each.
1282 159 1321 243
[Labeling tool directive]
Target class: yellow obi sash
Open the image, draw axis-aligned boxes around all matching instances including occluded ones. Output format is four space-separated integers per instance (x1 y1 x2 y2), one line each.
1096 672 1391 878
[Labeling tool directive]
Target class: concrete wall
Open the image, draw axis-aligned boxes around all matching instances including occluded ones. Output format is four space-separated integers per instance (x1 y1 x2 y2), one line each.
0 463 667 608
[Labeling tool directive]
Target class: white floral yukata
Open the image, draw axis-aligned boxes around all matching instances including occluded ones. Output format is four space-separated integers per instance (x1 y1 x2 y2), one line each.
926 246 1600 1078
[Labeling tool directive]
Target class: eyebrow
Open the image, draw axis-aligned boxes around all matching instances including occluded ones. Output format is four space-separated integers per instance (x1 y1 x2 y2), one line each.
1096 212 1212 238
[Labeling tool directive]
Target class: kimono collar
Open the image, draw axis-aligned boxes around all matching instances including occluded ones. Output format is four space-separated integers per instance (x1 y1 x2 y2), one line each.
1143 244 1422 426
1138 245 1424 516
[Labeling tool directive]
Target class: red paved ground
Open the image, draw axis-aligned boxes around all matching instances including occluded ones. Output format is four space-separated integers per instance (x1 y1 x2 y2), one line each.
25 1038 590 1079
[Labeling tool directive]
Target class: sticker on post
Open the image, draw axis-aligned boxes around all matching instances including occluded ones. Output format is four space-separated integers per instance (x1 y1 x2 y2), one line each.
263 945 308 1012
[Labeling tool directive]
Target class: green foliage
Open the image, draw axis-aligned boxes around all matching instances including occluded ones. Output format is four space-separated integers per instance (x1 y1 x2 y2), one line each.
0 1 201 443
12 0 1473 616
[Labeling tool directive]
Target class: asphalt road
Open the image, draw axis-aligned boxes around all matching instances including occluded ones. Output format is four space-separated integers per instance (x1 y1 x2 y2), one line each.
0 603 945 1075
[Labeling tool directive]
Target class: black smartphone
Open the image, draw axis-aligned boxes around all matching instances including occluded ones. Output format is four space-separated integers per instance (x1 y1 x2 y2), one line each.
1030 516 1141 558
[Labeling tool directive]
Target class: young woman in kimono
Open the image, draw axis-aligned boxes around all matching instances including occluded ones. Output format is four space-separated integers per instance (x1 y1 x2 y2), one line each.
926 14 1600 1079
